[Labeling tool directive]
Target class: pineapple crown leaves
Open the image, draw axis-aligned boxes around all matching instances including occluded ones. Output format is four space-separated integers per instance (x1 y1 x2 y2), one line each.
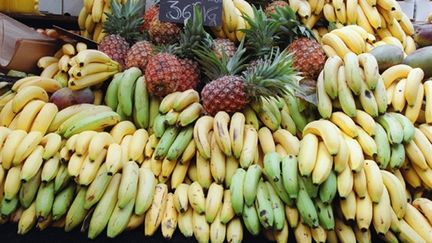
171 5 213 59
270 6 316 45
242 47 300 102
242 6 281 59
193 40 248 81
103 0 145 43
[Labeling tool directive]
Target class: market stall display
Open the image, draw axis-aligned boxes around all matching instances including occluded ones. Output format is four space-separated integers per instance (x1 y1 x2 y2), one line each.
1 0 432 242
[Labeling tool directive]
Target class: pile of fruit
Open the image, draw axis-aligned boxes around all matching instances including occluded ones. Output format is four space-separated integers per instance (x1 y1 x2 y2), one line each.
1 0 432 242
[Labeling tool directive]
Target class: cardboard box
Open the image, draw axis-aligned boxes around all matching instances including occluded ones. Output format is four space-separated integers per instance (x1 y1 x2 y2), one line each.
0 13 59 73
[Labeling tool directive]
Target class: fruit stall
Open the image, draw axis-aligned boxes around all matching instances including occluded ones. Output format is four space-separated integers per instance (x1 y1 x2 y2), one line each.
1 0 432 242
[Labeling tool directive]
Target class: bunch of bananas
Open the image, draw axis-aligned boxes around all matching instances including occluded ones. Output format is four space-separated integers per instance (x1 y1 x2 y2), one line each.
317 52 387 118
38 43 88 87
78 0 122 42
384 65 426 123
212 0 254 42
68 50 120 91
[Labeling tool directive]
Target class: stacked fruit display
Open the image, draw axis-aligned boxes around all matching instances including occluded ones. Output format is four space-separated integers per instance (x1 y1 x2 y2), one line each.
1 0 432 242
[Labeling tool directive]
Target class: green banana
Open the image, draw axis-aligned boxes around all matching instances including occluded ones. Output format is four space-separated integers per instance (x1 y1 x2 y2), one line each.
65 187 88 232
88 173 121 239
230 168 246 215
374 123 391 169
265 181 285 231
148 96 161 131
153 113 167 138
19 169 41 208
107 197 135 238
166 126 194 161
41 156 60 182
243 165 262 206
133 76 150 129
164 110 179 126
84 164 112 209
243 106 260 131
118 161 139 208
281 155 299 200
0 196 19 217
104 73 123 110
52 184 75 221
317 72 332 119
263 152 291 205
359 86 379 117
280 107 297 135
56 105 112 135
63 111 121 138
252 101 280 131
389 143 405 169
255 179 274 229
301 176 319 198
377 114 404 144
35 181 54 221
154 126 180 160
283 94 308 131
264 98 282 125
118 67 141 116
116 104 128 121
54 163 71 193
318 170 337 204
315 198 335 230
135 167 157 215
242 204 261 236
297 177 319 228
337 69 357 117
390 112 415 143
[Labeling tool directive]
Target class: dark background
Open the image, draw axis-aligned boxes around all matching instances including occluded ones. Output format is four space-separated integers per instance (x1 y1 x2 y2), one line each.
0 222 274 243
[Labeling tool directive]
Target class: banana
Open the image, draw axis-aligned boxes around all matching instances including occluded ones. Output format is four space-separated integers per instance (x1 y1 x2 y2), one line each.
273 128 300 156
243 164 262 206
377 113 404 144
47 104 96 132
239 125 258 168
314 199 335 231
110 120 137 144
2 130 27 169
63 111 121 138
161 192 177 240
41 62 59 78
342 193 359 222
258 127 275 154
72 62 119 78
18 167 41 208
132 76 150 129
332 0 347 24
196 151 212 189
230 168 246 215
87 132 114 161
335 218 357 242
413 127 432 169
242 203 261 236
303 120 340 155
20 145 44 182
192 209 211 242
172 89 200 112
390 113 414 143
16 77 62 93
144 184 168 236
344 52 364 95
255 179 274 229
13 131 43 165
117 161 139 209
323 3 337 23
391 78 407 112
381 170 407 219
355 192 373 231
373 122 391 168
37 57 59 69
400 13 415 35
311 141 333 185
75 49 112 66
154 126 180 160
178 208 194 238
35 181 54 220
356 125 378 157
30 102 58 135
12 86 49 113
359 0 382 29
330 112 358 138
413 198 432 225
106 193 135 238
87 173 120 238
0 100 16 127
159 91 180 114
294 220 312 242
134 167 156 215
387 19 406 44
321 32 351 58
405 84 424 124
18 202 37 234
209 133 226 184
117 67 141 117
4 165 22 200
358 53 380 91
205 183 224 224
51 183 75 221
406 139 429 170
82 163 110 209
382 64 412 88
194 116 213 160
332 28 366 54
399 219 427 243
173 183 189 214
404 68 424 106
404 203 432 241
336 66 357 117
323 55 342 99
104 73 122 110
78 149 107 186
213 111 232 156
74 131 97 156
317 71 332 118
127 129 148 162
297 178 319 228
337 163 354 198
188 181 206 214
353 167 367 199
68 71 117 90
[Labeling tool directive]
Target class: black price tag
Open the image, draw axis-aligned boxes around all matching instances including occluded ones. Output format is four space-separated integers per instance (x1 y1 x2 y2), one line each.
159 0 222 27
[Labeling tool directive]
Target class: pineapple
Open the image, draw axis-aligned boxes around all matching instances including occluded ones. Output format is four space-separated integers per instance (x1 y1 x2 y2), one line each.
212 38 237 59
98 0 144 68
265 1 289 16
145 5 210 96
125 40 154 71
145 53 183 97
195 44 298 115
148 12 181 44
141 5 159 32
244 6 325 80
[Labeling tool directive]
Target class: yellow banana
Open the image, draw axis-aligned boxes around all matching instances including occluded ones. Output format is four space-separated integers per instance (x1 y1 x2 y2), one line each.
321 32 351 58
382 64 412 88
331 28 366 54
213 111 232 156
30 102 58 135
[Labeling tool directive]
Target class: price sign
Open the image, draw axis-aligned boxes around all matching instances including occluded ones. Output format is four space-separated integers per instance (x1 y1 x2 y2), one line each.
159 0 222 26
